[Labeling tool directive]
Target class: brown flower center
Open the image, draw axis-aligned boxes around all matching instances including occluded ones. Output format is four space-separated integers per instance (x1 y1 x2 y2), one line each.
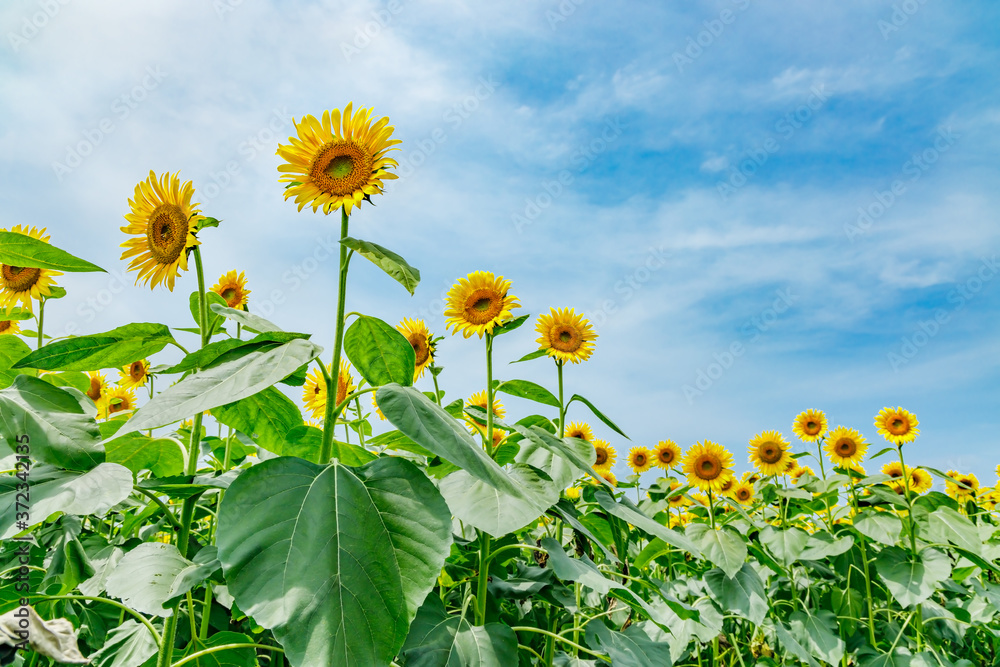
108 396 131 414
594 447 608 466
308 140 373 196
408 332 430 366
695 455 722 480
803 420 821 435
549 325 582 353
736 488 751 501
462 288 504 325
86 377 103 401
129 361 145 382
834 438 857 457
719 479 734 493
1 264 41 293
757 442 782 464
888 417 908 435
657 448 675 464
0 320 12 334
146 203 189 264
220 287 241 307
632 452 648 467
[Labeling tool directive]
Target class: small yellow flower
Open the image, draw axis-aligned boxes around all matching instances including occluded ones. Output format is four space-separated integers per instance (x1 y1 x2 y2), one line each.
874 407 919 445
444 271 520 339
102 386 137 419
824 426 868 467
118 359 151 389
84 371 109 412
681 440 735 493
593 439 616 470
0 226 63 313
565 422 593 442
301 360 354 420
627 446 653 474
653 440 681 470
748 430 792 476
732 481 754 505
792 409 827 442
396 318 435 381
534 307 598 364
211 270 251 309
565 486 582 500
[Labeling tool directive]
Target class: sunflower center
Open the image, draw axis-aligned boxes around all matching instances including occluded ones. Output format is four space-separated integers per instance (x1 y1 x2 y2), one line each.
696 455 721 480
463 289 504 325
804 420 820 434
337 375 350 404
736 488 750 501
408 333 430 366
889 418 908 434
633 453 647 467
719 479 733 492
309 140 374 197
221 287 238 305
130 362 145 381
835 438 856 457
758 443 782 464
109 397 130 414
658 449 674 464
86 377 103 401
595 448 608 466
550 325 582 353
0 321 11 334
1 264 41 292
146 203 189 264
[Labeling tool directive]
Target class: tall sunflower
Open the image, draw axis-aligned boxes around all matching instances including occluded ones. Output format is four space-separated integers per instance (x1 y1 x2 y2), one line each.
302 360 355 420
0 319 21 336
824 426 868 468
396 318 435 381
534 307 597 364
792 409 827 441
681 440 735 493
444 271 520 339
653 440 681 470
565 422 593 442
593 439 616 470
627 446 653 474
85 371 109 413
732 481 754 505
120 171 203 291
118 359 151 389
277 103 400 215
748 430 792 476
874 407 919 445
211 270 251 309
0 226 63 313
103 386 137 419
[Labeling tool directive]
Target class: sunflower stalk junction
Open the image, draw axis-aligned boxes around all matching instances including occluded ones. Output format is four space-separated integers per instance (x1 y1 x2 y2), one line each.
319 207 352 465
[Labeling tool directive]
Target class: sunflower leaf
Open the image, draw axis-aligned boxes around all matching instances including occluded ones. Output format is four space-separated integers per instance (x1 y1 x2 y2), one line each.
210 303 285 333
341 237 420 295
0 308 34 321
197 216 222 229
45 286 67 299
344 314 415 387
12 323 177 372
495 379 560 407
567 393 629 439
189 290 228 337
0 231 105 272
492 313 530 336
511 349 548 364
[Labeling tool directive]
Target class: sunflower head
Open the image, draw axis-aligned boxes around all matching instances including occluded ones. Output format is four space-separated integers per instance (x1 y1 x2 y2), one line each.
85 371 109 411
444 271 521 339
945 471 979 500
211 270 251 309
653 440 681 470
748 430 792 476
0 319 22 336
118 359 151 390
597 469 617 487
627 446 653 475
397 318 435 381
301 360 355 420
0 226 63 314
874 407 919 446
593 439 616 470
824 426 868 467
733 482 754 505
789 465 815 484
717 476 736 497
565 422 593 442
681 440 735 493
565 486 582 500
534 307 597 364
277 103 400 215
102 386 137 419
371 393 386 421
908 467 933 494
667 480 690 508
465 391 505 429
792 409 827 441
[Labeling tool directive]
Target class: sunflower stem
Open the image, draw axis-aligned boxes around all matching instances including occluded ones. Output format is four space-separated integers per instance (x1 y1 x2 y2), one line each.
485 332 496 458
35 297 45 350
556 360 565 438
431 366 443 406
896 444 925 649
475 531 491 626
319 207 351 465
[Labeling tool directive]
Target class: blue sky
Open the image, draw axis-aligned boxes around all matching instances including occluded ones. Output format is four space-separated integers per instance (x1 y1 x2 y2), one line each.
2 0 998 485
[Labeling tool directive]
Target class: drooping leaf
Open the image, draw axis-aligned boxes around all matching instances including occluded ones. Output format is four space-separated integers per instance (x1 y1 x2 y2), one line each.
87 619 158 667
775 621 822 667
513 426 595 489
189 291 228 337
798 531 854 561
210 304 285 333
0 231 105 272
567 393 628 439
875 546 952 608
854 509 902 546
686 524 746 578
0 375 103 471
924 506 982 555
439 464 559 537
105 542 212 617
760 526 810 566
703 564 768 626
401 595 517 667
216 456 452 667
511 349 547 364
586 622 673 667
118 339 322 434
787 608 845 666
594 489 700 558
12 323 176 372
341 237 420 295
344 315 415 387
0 606 89 664
162 332 307 375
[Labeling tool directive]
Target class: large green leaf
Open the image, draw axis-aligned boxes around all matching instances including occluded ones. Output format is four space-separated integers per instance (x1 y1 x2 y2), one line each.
344 315 415 387
216 456 452 667
88 619 158 667
854 509 902 546
105 542 216 617
401 596 517 667
104 432 185 477
760 526 810 566
0 336 31 389
875 546 952 608
13 323 176 372
162 332 306 375
0 230 105 272
189 291 228 337
686 524 746 578
593 489 700 558
787 608 845 666
118 339 322 434
0 375 103 471
211 386 303 454
799 531 854 561
924 506 982 555
775 621 822 667
439 464 559 536
513 426 596 489
494 379 559 407
0 463 133 539
586 622 673 667
210 303 285 333
703 564 768 626
567 393 628 439
341 237 420 295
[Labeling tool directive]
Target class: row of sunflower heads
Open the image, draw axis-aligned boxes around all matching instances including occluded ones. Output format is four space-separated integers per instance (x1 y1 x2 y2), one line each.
1 226 63 334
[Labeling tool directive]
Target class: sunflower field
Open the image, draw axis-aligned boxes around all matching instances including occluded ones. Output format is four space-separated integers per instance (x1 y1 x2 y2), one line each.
2 104 999 667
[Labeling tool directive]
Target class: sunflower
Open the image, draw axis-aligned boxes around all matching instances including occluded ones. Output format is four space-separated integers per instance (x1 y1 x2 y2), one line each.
593 440 616 470
102 386 137 419
596 469 617 487
653 440 681 470
277 104 399 215
908 467 933 494
0 319 21 336
717 476 737 497
742 471 761 485
534 307 598 364
120 171 203 291
748 430 792 476
211 270 251 309
565 486 582 500
465 390 505 434
84 371 109 412
396 318 435 381
444 271 521 339
681 440 735 493
945 471 979 501
792 409 827 441
302 359 355 420
874 407 919 446
627 446 653 474
565 422 593 442
118 359 151 389
0 226 63 313
824 426 868 467
789 465 815 483
690 493 710 507
880 461 910 491
733 481 755 505
666 481 690 508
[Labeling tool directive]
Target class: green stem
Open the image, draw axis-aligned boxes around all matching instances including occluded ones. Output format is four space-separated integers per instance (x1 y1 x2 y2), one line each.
35 297 45 350
171 643 284 667
133 487 182 531
556 360 565 437
510 627 611 662
319 208 351 465
849 482 879 648
431 367 443 406
186 591 198 641
896 445 924 649
708 488 716 529
485 332 496 457
475 532 491 626
35 595 160 645
199 584 213 640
